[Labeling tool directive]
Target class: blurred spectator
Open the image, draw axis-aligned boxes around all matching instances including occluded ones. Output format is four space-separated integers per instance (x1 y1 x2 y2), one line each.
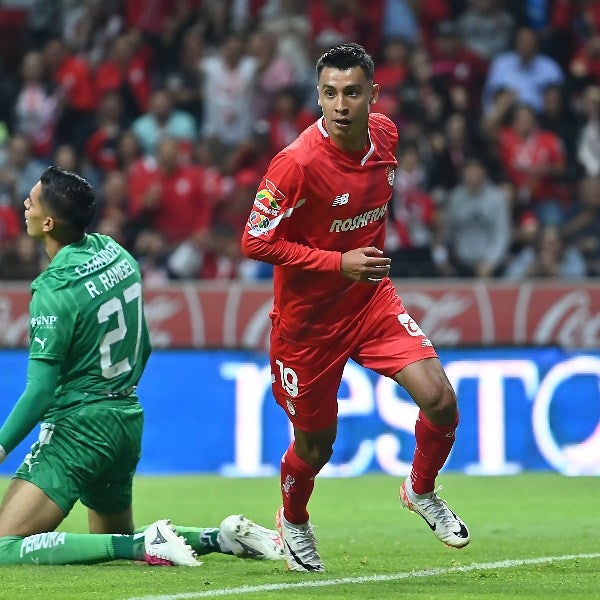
385 142 440 278
538 83 583 181
95 30 154 122
52 140 97 177
497 104 567 225
569 33 600 93
62 0 123 65
260 0 313 93
162 26 204 118
414 0 452 49
123 0 178 38
504 224 587 279
429 112 485 193
0 197 22 251
202 168 262 279
132 228 171 284
373 36 410 118
0 232 44 280
42 36 97 152
127 136 211 275
456 0 515 61
576 84 600 177
131 87 197 156
510 208 541 258
430 20 488 114
267 87 315 154
84 91 126 173
13 50 61 158
248 28 295 120
116 129 144 173
399 46 447 131
200 32 257 152
94 168 130 240
308 0 363 48
224 120 276 176
562 175 600 276
436 158 511 277
483 27 564 114
381 0 419 45
480 86 518 143
0 134 45 206
155 0 201 77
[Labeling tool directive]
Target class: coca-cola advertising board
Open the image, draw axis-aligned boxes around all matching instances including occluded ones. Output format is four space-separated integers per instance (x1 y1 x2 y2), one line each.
1 280 600 349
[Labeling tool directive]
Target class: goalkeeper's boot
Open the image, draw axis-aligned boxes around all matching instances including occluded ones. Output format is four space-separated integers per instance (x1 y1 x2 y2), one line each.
276 506 324 572
218 514 284 560
144 519 200 566
400 477 470 548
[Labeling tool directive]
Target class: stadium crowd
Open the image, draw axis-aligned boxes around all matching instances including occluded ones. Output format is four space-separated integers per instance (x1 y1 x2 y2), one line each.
0 0 599 281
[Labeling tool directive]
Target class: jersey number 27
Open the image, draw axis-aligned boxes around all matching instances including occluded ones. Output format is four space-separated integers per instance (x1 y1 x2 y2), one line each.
97 282 143 380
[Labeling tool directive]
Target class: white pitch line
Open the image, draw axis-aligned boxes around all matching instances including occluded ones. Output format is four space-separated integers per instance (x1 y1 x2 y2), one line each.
127 552 600 600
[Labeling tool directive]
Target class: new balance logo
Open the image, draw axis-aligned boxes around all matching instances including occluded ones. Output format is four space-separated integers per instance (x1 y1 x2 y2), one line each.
332 193 350 206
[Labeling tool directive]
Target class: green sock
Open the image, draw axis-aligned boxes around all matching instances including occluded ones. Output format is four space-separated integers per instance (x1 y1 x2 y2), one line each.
112 532 145 560
0 532 123 565
135 525 229 556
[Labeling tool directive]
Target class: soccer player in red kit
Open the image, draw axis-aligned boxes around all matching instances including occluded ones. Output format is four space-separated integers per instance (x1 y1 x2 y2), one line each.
241 43 470 572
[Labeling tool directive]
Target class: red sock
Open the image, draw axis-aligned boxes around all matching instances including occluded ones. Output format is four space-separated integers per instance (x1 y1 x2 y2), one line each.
410 410 459 495
280 442 319 524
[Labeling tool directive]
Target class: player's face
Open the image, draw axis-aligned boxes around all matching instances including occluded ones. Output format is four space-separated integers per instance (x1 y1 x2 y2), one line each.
317 66 378 152
24 181 50 239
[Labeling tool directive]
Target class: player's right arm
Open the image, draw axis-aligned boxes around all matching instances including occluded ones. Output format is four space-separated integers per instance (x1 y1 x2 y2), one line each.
241 153 342 272
0 358 59 462
241 153 392 281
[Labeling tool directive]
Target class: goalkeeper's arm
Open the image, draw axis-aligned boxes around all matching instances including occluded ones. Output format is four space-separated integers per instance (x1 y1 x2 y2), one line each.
0 358 59 463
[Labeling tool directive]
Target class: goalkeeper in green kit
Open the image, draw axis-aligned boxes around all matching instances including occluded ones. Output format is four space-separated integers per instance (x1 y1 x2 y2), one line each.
0 166 283 566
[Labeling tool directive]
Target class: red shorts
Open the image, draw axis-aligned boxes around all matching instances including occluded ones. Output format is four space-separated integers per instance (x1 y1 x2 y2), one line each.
269 283 437 432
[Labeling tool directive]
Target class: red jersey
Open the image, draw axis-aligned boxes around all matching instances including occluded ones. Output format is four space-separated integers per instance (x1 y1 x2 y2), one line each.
54 55 96 112
128 159 210 243
498 126 566 203
241 112 398 337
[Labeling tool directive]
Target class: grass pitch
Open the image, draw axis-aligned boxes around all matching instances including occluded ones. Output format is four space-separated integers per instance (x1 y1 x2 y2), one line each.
0 473 598 600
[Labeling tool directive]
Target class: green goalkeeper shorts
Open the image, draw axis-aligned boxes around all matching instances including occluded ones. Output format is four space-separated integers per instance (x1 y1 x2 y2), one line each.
14 400 143 515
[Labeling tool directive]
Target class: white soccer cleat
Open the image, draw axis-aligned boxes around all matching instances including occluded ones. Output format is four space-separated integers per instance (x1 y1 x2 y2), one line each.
218 514 285 560
144 519 200 566
399 477 470 549
276 506 324 572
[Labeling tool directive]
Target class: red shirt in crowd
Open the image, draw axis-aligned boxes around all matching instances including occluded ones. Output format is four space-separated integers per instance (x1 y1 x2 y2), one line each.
127 157 211 243
53 54 96 112
498 126 566 203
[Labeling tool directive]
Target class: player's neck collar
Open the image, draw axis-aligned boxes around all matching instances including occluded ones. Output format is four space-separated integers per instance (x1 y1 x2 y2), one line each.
317 116 375 166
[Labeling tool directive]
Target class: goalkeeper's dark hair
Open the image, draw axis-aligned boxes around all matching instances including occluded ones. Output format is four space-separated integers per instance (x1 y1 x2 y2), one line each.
39 166 96 234
316 43 374 81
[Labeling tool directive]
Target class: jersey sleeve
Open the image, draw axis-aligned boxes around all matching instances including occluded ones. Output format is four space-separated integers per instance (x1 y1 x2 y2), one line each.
0 358 58 456
29 283 77 362
241 151 341 272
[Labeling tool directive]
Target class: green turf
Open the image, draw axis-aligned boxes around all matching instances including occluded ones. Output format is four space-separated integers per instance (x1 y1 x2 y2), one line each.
0 473 598 600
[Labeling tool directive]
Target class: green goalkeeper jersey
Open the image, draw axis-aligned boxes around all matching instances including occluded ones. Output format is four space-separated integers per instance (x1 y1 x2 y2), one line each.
29 233 152 420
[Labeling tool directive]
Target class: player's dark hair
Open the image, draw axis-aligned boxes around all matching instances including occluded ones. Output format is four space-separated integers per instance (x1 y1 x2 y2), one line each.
39 166 96 233
316 43 374 81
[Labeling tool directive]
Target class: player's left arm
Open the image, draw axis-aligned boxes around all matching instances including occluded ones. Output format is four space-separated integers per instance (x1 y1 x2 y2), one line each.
0 358 59 463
